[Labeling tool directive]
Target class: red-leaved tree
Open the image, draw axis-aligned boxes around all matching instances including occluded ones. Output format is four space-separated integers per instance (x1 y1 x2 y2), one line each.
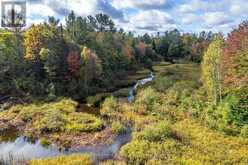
221 21 248 90
67 51 81 75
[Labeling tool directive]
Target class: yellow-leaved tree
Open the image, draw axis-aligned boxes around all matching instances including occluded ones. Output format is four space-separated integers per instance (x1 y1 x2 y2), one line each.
201 36 224 105
24 25 44 62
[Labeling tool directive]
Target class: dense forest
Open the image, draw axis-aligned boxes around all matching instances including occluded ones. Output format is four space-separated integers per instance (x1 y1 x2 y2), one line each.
0 11 248 165
0 11 214 101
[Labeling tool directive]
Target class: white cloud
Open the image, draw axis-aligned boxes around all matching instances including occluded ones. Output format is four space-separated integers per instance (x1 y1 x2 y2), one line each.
27 4 56 18
42 0 98 16
128 10 175 32
181 14 200 25
230 0 248 15
112 0 170 10
178 0 227 14
23 0 247 34
178 0 207 13
204 12 233 27
66 0 97 16
178 4 195 13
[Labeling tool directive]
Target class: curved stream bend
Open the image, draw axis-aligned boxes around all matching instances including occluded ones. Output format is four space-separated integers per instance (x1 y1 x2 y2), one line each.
128 72 154 102
0 72 155 163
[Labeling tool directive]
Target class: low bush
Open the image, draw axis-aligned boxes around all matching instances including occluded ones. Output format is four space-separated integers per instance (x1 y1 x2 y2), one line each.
225 88 248 126
120 140 180 165
111 121 126 135
35 111 66 133
0 99 104 134
120 140 151 165
240 125 248 138
100 96 119 117
135 87 161 112
134 121 172 142
30 154 93 165
153 76 174 92
65 113 103 133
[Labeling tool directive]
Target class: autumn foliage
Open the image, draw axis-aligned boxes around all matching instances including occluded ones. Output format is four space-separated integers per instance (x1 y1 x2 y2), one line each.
137 42 146 56
202 36 224 104
122 43 134 60
67 51 81 75
221 21 248 90
24 25 44 62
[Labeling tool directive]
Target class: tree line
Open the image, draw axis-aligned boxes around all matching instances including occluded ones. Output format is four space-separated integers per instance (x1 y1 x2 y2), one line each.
0 11 214 100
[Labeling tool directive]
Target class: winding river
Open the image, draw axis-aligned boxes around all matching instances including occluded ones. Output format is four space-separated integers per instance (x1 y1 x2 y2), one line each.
0 72 155 163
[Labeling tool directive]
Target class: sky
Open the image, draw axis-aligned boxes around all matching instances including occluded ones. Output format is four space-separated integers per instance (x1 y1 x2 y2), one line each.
22 0 248 34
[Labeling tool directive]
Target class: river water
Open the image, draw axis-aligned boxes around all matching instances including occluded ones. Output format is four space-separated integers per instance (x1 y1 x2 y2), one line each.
0 131 131 163
128 72 154 102
0 72 154 163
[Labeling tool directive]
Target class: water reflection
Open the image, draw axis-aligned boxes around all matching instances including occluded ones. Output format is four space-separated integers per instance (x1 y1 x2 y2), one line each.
0 131 131 162
0 137 61 162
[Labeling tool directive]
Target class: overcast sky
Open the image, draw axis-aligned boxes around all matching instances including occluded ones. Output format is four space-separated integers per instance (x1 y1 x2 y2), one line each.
25 0 248 34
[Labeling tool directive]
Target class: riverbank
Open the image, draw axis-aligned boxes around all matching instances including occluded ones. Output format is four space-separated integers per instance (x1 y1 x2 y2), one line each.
2 62 248 164
0 65 158 164
0 99 115 148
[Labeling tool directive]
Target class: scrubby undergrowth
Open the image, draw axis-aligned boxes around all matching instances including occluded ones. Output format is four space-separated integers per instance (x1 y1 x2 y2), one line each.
3 63 248 165
29 154 93 165
0 99 117 147
102 63 248 164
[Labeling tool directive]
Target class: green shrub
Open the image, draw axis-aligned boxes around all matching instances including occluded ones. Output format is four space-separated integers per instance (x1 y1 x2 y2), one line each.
240 125 248 138
135 87 161 112
226 88 248 126
163 88 179 106
111 121 126 135
35 111 66 133
205 91 248 135
40 137 51 147
120 140 150 165
171 81 197 95
135 121 172 142
66 113 104 133
154 76 174 92
100 96 119 117
120 140 179 165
